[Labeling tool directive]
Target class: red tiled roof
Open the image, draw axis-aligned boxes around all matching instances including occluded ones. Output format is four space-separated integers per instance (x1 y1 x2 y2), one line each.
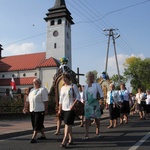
38 57 60 67
0 52 60 72
0 77 35 86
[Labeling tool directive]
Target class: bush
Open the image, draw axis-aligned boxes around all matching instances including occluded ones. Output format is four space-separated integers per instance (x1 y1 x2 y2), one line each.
0 95 24 113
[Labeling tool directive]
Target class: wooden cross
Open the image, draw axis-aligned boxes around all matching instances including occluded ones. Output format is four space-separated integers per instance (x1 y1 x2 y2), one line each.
76 67 84 84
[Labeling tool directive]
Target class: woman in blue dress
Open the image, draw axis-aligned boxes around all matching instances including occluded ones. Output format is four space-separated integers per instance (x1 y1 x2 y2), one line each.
83 71 104 139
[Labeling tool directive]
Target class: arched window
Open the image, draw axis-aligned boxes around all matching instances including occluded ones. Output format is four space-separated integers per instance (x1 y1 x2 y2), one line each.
58 19 62 24
51 20 55 26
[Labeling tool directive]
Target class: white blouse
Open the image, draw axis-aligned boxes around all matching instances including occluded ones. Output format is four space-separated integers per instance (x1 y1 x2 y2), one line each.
27 87 48 112
119 90 130 101
106 90 120 104
145 95 150 105
135 92 145 104
59 84 80 111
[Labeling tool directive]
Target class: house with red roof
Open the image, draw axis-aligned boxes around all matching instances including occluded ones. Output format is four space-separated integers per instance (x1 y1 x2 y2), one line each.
0 0 74 94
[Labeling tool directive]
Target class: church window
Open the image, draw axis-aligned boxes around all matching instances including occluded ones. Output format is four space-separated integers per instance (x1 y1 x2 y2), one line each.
51 20 55 26
2 74 5 78
58 19 62 24
12 74 15 77
54 43 57 49
34 73 37 76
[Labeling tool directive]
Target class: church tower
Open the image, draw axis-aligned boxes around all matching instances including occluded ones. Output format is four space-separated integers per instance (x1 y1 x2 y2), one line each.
44 0 74 68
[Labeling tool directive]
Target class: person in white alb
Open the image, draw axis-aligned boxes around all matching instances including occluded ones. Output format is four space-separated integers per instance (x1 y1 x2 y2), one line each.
23 78 48 143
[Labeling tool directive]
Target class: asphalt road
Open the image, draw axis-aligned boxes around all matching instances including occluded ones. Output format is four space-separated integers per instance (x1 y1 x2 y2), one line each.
0 114 150 150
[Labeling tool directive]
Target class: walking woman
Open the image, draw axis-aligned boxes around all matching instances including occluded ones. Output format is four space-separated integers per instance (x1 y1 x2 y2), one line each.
58 72 80 148
145 89 150 118
106 83 121 128
83 71 104 139
135 87 146 120
78 84 84 127
23 78 48 143
119 83 130 124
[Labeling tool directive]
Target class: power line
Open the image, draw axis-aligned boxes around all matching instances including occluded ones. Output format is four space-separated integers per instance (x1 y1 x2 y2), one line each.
75 0 150 24
101 0 150 19
3 0 148 59
3 32 46 47
68 0 141 57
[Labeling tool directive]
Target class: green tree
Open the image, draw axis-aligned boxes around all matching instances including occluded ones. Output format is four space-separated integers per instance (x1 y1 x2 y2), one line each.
123 57 150 93
110 74 126 90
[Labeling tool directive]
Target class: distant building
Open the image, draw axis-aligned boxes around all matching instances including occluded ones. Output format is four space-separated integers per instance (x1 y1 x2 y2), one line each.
0 0 74 94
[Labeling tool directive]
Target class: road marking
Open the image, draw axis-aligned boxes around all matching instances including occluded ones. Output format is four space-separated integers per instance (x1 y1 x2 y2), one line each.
128 132 150 150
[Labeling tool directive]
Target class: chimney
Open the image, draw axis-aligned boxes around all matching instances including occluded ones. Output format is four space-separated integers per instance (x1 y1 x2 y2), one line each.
0 44 3 58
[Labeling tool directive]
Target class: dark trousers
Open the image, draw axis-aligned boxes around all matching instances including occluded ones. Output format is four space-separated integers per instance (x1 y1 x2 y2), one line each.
30 111 45 131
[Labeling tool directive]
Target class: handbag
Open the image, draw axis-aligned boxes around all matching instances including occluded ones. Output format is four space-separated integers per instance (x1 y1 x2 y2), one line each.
74 101 84 116
97 91 101 100
99 99 105 110
72 84 84 116
96 83 101 100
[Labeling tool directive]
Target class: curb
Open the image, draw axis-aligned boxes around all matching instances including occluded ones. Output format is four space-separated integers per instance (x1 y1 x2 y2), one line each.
0 116 109 140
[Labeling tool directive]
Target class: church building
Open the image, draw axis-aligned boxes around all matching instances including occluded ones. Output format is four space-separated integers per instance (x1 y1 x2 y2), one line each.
0 0 74 94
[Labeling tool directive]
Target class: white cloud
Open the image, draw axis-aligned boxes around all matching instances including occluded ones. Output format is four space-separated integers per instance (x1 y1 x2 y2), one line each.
130 54 145 59
3 43 36 56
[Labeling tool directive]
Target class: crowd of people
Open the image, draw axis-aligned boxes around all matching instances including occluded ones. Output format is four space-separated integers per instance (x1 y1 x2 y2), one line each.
106 83 150 129
23 72 150 148
131 88 150 119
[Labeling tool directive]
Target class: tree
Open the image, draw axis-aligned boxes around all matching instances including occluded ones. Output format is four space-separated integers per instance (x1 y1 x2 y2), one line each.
110 74 126 90
123 57 150 93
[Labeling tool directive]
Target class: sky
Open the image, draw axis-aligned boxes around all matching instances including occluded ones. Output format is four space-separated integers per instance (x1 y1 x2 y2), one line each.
0 0 150 87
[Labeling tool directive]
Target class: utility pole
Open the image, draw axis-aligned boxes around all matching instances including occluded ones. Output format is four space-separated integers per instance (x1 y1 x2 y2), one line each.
103 28 121 82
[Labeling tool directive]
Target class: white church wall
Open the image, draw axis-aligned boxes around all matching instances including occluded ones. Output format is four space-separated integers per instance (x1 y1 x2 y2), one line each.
40 67 58 92
0 70 38 79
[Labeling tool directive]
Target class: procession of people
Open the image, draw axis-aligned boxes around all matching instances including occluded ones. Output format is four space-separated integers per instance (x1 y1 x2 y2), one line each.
22 72 150 148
